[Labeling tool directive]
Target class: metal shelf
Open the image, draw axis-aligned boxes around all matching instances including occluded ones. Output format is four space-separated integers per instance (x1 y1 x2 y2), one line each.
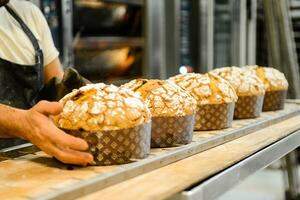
290 11 300 19
291 1 300 9
74 36 144 49
102 0 143 6
170 130 300 200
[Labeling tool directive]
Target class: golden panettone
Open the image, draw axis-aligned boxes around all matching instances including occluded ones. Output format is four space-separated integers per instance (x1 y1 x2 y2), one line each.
123 79 197 117
211 66 265 96
169 72 237 105
244 65 289 91
54 83 151 131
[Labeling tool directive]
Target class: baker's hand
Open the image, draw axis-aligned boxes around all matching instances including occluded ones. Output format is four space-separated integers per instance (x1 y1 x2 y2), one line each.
20 101 93 165
37 67 91 102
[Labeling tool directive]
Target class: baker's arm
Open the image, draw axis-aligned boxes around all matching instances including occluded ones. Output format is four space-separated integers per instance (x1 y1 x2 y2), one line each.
0 101 93 165
44 57 64 82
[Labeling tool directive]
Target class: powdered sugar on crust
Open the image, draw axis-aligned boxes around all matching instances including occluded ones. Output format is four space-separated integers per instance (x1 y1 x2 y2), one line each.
122 79 197 117
211 67 265 96
169 73 238 105
54 83 151 131
244 65 288 91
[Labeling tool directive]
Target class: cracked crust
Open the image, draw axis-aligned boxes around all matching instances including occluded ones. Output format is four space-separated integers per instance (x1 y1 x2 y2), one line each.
211 67 265 96
169 73 238 105
53 83 151 131
122 79 197 117
243 65 288 91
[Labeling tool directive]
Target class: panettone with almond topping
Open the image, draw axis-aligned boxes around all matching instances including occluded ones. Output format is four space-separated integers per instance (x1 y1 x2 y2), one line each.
54 83 151 131
54 83 152 165
243 65 288 91
211 67 265 119
243 65 288 111
169 73 236 130
211 66 265 96
123 79 197 147
123 79 197 117
169 72 237 105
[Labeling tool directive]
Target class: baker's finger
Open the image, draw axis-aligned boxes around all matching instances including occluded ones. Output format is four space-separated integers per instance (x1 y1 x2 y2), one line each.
39 141 93 165
54 146 94 165
46 125 89 151
33 101 63 116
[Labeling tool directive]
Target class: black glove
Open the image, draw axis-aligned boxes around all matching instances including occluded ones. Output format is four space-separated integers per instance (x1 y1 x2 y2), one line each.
37 67 91 101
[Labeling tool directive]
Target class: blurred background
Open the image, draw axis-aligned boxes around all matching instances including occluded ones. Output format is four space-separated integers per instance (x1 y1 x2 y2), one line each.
30 0 300 98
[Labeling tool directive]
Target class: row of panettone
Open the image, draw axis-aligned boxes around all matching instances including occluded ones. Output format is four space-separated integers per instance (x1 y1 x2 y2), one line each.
53 66 288 165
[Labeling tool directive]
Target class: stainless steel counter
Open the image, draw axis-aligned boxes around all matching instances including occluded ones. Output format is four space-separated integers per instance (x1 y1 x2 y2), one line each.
169 129 300 200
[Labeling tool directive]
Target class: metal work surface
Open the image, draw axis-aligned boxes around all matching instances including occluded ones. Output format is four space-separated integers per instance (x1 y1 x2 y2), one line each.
1 103 300 200
170 129 300 200
0 143 38 161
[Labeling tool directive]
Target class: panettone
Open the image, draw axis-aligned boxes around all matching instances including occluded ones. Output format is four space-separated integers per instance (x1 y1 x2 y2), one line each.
243 66 288 111
169 73 236 130
211 67 265 119
54 83 151 131
123 79 197 117
243 65 288 91
211 66 265 96
169 72 237 105
123 79 197 147
54 83 152 165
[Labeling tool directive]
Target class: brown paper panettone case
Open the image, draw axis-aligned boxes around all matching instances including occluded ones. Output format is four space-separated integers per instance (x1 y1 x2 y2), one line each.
195 103 234 131
54 83 153 166
65 122 151 166
122 79 197 148
263 90 287 111
151 114 195 148
234 95 264 119
242 66 288 112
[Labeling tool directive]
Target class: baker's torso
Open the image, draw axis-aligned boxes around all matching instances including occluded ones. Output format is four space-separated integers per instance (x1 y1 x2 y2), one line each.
0 0 58 66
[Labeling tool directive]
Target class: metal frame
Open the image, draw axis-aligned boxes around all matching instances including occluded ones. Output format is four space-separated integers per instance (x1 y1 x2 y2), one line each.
246 0 257 65
61 0 73 67
213 1 231 67
169 130 300 200
263 0 300 98
213 0 251 67
144 0 167 79
283 151 300 200
165 0 181 77
197 0 214 73
230 0 247 66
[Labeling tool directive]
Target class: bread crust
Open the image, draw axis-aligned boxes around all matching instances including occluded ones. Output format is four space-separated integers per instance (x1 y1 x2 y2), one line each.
123 79 197 117
54 83 151 131
169 73 238 105
211 67 265 96
244 65 288 91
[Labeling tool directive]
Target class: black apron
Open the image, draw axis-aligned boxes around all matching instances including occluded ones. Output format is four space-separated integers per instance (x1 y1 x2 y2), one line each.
0 5 44 149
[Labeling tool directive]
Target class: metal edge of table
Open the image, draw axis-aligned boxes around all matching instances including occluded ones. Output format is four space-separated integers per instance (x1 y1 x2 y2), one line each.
0 143 40 161
35 105 300 200
169 129 300 200
286 99 300 104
